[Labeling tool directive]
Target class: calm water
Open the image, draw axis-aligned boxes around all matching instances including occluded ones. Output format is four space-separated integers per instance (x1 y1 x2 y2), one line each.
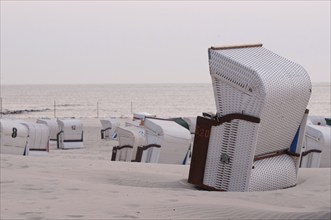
0 83 330 119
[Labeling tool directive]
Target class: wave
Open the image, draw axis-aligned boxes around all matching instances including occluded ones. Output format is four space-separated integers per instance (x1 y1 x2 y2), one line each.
1 108 51 115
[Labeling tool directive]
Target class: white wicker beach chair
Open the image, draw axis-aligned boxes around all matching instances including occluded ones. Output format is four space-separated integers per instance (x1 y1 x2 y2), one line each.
111 126 146 162
20 121 50 155
188 44 312 191
301 124 330 168
0 119 29 155
135 144 161 163
36 118 60 141
144 118 192 164
100 117 120 140
56 119 84 149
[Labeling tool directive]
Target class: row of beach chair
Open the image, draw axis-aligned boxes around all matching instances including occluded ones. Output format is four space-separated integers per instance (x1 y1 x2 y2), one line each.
101 116 195 164
0 118 84 155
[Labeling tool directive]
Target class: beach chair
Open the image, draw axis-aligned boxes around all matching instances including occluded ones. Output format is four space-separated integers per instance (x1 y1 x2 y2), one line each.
20 121 50 155
0 119 29 155
111 126 147 162
100 117 120 140
307 115 331 127
183 117 197 134
56 119 84 149
134 144 161 163
301 123 330 168
188 44 312 191
133 112 156 122
36 118 59 141
144 118 192 164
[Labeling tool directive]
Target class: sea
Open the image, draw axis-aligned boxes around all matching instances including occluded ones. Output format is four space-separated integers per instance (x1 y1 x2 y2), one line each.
0 83 330 119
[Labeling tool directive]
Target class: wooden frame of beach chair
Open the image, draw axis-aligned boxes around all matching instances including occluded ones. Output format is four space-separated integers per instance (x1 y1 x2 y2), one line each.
0 119 29 155
56 119 84 149
188 44 312 191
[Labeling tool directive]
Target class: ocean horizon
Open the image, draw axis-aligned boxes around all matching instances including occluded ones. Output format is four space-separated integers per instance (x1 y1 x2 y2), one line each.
1 83 330 119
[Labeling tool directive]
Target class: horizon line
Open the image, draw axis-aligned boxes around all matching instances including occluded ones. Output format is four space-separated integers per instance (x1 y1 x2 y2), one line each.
1 81 330 86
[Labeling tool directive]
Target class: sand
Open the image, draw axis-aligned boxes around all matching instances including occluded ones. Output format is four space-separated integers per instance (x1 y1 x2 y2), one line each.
1 118 330 220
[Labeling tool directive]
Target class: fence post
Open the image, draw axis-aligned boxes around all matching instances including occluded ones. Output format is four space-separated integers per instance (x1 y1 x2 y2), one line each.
54 100 56 118
131 101 133 114
97 102 99 118
0 97 2 118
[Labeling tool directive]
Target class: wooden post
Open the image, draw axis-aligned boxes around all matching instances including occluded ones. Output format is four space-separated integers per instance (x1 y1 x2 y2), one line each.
54 101 56 118
97 102 99 118
131 101 133 114
0 97 2 118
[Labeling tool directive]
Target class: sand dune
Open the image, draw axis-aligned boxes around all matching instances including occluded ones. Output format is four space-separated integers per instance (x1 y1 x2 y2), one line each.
1 118 330 219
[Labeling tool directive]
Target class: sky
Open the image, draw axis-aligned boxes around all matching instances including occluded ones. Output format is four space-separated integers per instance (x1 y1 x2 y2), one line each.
0 1 330 85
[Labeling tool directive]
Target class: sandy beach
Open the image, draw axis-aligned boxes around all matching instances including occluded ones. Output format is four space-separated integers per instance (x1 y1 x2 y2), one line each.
1 118 330 220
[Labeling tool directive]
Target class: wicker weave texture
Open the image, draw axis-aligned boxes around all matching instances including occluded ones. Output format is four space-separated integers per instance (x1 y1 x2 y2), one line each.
203 120 259 191
209 47 311 156
201 45 312 191
249 155 297 191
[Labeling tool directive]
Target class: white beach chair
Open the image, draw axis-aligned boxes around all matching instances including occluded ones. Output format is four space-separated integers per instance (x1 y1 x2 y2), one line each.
20 121 50 155
134 144 161 163
307 115 330 127
36 118 60 149
0 119 29 155
301 124 330 168
100 117 120 140
188 44 312 191
183 117 197 134
144 118 192 164
56 119 84 149
111 126 146 162
36 118 60 141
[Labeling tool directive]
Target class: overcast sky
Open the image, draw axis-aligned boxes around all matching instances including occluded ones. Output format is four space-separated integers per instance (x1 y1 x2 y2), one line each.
1 1 330 85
